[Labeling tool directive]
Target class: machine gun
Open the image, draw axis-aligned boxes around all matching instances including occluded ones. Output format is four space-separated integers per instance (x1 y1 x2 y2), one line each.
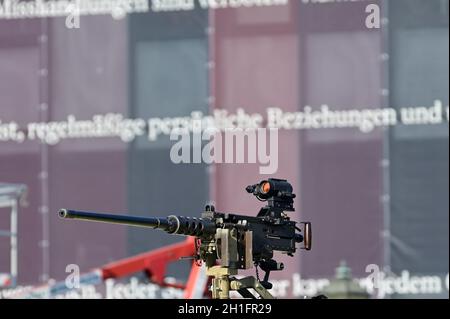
58 178 311 299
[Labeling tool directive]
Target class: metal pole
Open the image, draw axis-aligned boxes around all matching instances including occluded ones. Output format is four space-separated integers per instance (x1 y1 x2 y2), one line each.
10 199 18 287
380 0 392 282
38 18 50 284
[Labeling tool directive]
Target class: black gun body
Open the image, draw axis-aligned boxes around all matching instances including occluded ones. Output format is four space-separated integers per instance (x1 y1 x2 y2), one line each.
216 213 300 261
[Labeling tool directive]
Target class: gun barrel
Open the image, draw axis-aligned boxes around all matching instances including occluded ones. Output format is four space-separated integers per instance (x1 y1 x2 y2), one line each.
59 209 171 230
58 209 217 237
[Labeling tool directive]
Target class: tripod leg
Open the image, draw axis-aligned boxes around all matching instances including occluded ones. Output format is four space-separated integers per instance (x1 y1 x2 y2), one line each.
237 288 257 299
230 276 275 299
207 266 238 299
211 276 230 299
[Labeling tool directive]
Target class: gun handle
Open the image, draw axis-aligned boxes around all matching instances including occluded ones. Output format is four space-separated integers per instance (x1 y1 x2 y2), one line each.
301 222 312 251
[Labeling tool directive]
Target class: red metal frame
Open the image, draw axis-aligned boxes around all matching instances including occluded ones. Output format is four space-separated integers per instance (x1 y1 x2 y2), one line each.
10 237 209 299
100 236 209 297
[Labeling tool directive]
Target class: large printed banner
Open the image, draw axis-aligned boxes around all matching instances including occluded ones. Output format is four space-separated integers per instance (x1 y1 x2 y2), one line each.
0 0 448 298
1 271 449 299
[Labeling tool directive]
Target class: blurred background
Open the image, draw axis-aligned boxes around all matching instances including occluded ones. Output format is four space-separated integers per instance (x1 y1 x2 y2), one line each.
0 0 448 299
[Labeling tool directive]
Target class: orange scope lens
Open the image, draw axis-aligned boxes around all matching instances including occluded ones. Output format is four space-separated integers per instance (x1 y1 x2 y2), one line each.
261 182 271 194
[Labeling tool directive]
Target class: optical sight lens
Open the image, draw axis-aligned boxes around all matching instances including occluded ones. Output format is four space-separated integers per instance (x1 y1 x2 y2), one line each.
261 181 271 194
